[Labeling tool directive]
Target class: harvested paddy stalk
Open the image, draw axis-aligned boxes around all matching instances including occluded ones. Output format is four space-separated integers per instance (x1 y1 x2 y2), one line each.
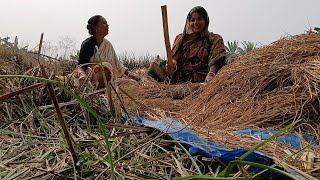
181 32 320 132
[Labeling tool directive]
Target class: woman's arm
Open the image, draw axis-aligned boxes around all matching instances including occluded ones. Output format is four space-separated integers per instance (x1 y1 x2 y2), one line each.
208 64 219 75
78 37 96 73
166 52 180 75
124 69 141 81
166 33 183 75
106 40 138 80
206 33 226 82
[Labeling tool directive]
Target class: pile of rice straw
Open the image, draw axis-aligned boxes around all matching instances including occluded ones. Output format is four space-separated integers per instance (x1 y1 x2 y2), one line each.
179 32 320 134
117 76 202 116
118 33 320 174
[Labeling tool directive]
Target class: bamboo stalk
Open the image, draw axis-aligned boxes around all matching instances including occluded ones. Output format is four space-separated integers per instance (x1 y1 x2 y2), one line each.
95 45 115 117
105 81 115 116
36 33 78 163
103 123 151 131
4 102 12 121
109 130 151 138
0 83 45 102
161 5 173 67
110 83 129 117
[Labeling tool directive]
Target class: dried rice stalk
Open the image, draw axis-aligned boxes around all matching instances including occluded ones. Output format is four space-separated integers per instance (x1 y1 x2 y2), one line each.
180 32 320 133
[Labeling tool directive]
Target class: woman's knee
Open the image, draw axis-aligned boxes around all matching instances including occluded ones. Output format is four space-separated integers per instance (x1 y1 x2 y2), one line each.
92 65 112 89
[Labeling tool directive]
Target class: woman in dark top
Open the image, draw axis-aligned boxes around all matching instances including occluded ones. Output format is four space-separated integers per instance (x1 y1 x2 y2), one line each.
77 15 140 89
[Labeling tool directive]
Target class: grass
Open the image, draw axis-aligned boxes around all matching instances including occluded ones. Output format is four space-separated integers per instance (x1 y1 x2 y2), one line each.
0 73 306 178
0 73 208 178
118 51 152 70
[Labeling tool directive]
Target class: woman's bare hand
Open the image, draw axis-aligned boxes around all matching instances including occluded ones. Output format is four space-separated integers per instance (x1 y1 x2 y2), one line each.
205 72 215 83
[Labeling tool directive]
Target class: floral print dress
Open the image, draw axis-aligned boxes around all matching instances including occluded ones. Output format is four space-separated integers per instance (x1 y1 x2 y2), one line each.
172 31 226 83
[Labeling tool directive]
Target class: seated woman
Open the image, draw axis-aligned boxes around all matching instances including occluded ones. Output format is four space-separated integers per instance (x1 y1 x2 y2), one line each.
77 15 140 89
148 6 226 83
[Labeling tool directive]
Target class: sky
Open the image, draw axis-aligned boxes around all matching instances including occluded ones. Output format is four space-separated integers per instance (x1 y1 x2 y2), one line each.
0 0 319 58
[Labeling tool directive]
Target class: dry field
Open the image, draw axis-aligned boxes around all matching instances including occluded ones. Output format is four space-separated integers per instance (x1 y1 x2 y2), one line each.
0 33 319 179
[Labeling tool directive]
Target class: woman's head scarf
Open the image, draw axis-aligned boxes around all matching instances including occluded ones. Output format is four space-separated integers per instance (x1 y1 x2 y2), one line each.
172 6 210 56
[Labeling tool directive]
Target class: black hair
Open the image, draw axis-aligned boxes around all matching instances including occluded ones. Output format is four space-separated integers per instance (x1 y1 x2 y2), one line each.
187 6 209 28
87 15 103 36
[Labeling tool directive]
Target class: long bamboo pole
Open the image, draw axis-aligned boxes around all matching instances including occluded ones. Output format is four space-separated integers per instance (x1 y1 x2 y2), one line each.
0 83 44 102
37 33 78 163
161 5 173 67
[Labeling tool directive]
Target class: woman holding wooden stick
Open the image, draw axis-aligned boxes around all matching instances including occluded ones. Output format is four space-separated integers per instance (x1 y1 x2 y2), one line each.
148 6 226 83
76 15 140 89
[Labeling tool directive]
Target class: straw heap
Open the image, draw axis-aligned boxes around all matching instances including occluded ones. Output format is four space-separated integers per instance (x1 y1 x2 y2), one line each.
117 33 320 175
180 32 320 134
118 76 202 116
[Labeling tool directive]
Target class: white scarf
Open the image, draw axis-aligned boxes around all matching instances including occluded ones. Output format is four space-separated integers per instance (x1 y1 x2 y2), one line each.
89 38 126 77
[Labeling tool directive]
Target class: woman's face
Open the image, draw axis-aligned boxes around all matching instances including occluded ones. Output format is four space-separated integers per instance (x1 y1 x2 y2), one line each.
95 17 109 37
189 12 206 34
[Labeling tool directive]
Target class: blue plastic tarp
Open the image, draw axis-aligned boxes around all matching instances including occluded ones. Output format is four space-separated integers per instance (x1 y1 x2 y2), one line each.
133 116 320 179
134 116 279 178
234 129 318 150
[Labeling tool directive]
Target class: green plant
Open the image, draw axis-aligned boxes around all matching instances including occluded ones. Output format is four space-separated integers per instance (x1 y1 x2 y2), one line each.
70 50 80 61
225 41 239 57
225 40 257 63
118 51 151 70
237 41 257 55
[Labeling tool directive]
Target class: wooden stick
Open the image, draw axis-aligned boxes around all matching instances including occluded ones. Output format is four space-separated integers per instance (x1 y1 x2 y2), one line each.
161 5 173 67
95 45 116 117
4 102 12 121
110 130 151 138
36 33 44 64
110 83 129 116
0 83 45 102
37 33 78 163
105 82 115 117
104 123 151 131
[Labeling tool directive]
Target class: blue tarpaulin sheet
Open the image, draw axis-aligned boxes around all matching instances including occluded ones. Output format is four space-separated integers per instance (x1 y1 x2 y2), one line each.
133 116 315 179
134 116 278 177
234 129 318 150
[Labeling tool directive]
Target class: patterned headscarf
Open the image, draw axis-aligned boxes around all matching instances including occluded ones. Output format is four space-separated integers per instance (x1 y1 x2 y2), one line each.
172 6 210 56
